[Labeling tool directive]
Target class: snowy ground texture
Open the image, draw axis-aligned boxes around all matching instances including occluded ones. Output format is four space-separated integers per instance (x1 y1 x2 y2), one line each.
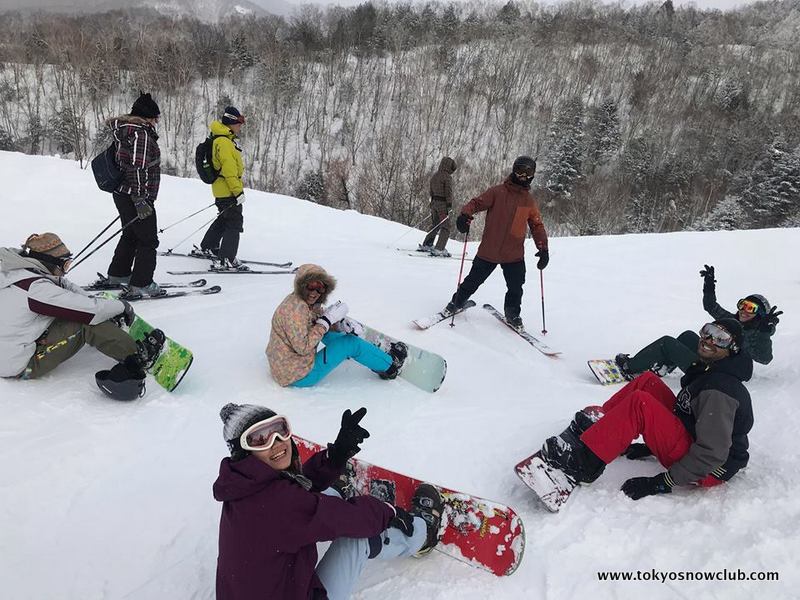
2 151 799 600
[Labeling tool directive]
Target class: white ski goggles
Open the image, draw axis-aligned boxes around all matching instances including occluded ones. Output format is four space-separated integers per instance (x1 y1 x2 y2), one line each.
240 415 292 452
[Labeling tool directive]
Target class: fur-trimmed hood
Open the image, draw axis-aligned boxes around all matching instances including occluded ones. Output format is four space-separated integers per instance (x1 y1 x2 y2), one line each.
292 264 336 305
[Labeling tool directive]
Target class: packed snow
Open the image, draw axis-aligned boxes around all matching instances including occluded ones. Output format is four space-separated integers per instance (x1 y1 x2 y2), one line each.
1 151 798 599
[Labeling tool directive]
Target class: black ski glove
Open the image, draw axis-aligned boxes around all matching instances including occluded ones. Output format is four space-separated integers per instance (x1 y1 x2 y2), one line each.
388 506 415 537
456 213 473 234
328 407 370 469
623 443 653 460
621 472 674 500
759 306 782 332
699 264 715 294
535 249 549 270
114 300 135 328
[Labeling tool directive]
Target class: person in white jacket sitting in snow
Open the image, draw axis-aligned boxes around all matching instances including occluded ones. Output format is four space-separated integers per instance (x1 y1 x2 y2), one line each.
0 232 164 400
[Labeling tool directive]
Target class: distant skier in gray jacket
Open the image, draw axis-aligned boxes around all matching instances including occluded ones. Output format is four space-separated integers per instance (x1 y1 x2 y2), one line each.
0 233 163 400
418 157 457 257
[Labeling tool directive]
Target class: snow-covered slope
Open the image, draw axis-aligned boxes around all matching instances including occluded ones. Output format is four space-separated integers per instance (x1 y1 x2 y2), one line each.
1 151 798 599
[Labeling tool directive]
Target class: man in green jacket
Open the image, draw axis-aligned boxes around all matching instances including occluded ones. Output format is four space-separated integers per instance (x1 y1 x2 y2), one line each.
615 265 781 379
197 106 248 271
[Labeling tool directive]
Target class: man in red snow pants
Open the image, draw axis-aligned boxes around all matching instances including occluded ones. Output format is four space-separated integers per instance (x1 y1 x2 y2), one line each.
541 318 754 500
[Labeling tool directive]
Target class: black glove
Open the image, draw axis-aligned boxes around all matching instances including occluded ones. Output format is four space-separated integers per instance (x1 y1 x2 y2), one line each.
388 506 415 537
699 264 715 293
455 213 473 234
328 407 370 468
623 443 653 460
132 196 153 220
535 249 549 270
621 472 673 500
759 305 782 331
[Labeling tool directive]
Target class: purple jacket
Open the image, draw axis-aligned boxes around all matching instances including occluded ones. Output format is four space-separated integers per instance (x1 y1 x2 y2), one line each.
213 449 395 600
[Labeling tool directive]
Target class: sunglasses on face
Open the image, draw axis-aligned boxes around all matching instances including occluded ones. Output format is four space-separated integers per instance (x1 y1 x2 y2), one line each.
699 323 736 350
737 299 760 315
514 170 533 180
239 415 292 452
306 281 327 293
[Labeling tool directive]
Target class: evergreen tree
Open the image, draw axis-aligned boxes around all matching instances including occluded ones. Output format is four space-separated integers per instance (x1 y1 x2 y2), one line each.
585 99 621 173
296 169 326 204
0 127 15 151
546 96 585 199
738 138 800 228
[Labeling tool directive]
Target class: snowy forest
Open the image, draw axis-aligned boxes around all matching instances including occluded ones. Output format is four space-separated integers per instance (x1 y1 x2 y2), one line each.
0 0 798 235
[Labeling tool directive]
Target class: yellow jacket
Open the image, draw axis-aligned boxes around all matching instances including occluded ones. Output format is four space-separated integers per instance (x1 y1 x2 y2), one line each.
209 120 244 198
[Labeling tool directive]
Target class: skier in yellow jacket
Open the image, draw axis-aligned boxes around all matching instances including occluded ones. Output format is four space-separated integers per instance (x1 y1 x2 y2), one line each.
196 106 248 270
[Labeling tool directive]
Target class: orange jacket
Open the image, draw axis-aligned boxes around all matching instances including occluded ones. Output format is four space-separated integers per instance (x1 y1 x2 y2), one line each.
462 178 548 264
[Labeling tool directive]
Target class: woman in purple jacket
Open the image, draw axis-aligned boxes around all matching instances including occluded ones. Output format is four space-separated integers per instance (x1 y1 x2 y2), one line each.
214 403 444 600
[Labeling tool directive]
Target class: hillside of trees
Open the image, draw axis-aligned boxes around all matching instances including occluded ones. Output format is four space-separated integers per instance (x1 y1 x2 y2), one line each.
0 0 798 235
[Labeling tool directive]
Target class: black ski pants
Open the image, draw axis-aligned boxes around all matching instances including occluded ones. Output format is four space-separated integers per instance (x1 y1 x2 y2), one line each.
627 331 700 374
108 193 158 287
201 197 243 260
451 257 526 318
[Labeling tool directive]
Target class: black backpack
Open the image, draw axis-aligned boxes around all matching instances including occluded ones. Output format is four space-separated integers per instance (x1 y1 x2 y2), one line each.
195 135 222 184
91 142 124 193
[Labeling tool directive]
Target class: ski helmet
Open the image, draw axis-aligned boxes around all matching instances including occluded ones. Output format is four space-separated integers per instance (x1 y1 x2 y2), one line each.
95 363 145 401
743 294 770 315
512 155 537 178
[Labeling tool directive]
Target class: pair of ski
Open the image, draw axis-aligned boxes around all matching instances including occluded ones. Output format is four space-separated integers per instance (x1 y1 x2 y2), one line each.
84 274 222 301
413 302 561 358
160 247 295 275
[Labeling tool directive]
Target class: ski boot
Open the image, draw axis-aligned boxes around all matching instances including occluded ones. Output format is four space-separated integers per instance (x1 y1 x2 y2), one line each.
190 245 217 259
430 248 451 258
504 309 523 330
122 282 167 299
410 483 444 556
379 342 408 380
212 257 251 272
417 244 433 253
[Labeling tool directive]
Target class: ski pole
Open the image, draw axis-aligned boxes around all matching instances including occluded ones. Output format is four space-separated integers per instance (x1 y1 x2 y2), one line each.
72 216 120 261
158 202 215 234
449 233 470 328
385 210 449 249
163 215 218 254
539 270 547 335
68 217 141 272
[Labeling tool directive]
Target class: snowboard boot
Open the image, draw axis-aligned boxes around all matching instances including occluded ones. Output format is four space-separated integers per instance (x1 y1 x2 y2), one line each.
541 429 606 485
614 353 637 381
95 355 146 401
564 406 605 439
430 248 451 258
650 363 677 378
410 483 444 556
135 328 166 370
124 282 167 298
417 244 434 253
379 342 408 380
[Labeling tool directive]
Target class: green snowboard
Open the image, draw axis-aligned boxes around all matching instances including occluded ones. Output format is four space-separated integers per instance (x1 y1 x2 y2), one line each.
101 293 193 392
357 321 447 393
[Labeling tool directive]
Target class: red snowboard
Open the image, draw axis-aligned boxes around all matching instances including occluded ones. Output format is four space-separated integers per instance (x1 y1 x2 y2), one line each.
295 437 525 576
